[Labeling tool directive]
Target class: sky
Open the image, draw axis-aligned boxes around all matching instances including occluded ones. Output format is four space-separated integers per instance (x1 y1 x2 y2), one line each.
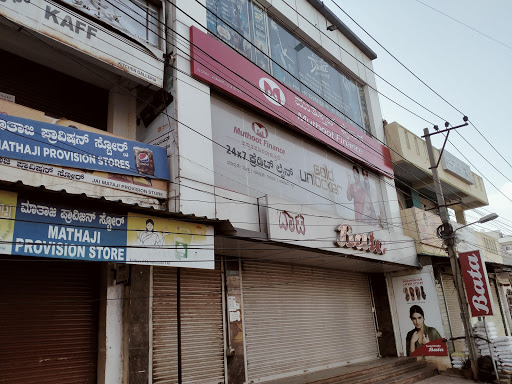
324 0 512 235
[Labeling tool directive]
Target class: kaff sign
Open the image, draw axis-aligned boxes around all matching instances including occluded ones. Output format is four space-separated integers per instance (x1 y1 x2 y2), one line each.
0 0 164 87
190 26 393 178
459 250 494 317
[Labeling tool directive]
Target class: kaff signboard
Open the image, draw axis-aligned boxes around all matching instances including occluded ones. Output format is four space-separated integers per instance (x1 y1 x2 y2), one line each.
0 191 214 269
190 26 393 178
0 0 164 87
392 272 448 356
459 250 494 317
0 115 170 180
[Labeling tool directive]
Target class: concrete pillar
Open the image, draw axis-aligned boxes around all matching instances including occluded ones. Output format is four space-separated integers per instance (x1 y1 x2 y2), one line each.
454 208 467 225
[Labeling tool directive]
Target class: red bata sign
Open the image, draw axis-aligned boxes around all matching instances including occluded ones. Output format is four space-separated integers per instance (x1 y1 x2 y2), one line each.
459 250 494 317
190 26 393 178
334 224 386 255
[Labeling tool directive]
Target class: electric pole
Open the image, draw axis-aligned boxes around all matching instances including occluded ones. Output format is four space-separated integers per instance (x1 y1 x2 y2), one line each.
423 122 479 380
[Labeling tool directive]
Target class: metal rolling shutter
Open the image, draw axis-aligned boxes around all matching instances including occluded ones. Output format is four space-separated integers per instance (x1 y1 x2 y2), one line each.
487 280 507 337
181 266 225 384
436 277 455 354
0 258 100 384
152 267 179 384
242 261 379 383
441 274 466 352
152 265 225 384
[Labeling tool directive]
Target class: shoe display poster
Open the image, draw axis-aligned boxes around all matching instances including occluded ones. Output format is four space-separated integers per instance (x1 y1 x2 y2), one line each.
392 272 448 356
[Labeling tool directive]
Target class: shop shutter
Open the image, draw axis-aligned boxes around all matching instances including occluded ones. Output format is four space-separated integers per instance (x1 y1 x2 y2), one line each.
242 261 379 383
0 258 100 384
152 267 179 384
152 265 225 384
180 265 225 384
486 280 507 337
441 274 466 352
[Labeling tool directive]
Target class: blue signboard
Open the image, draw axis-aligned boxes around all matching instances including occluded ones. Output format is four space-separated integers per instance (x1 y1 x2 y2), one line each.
12 196 128 262
0 114 170 180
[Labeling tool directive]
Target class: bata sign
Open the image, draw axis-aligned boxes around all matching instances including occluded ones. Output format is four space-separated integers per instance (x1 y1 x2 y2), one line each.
459 250 494 317
334 224 386 255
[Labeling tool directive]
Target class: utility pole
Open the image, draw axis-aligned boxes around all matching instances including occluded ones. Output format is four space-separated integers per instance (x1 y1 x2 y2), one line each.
423 122 479 380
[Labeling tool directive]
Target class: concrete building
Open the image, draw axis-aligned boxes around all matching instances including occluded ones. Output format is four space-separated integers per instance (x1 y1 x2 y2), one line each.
0 0 431 383
385 121 511 370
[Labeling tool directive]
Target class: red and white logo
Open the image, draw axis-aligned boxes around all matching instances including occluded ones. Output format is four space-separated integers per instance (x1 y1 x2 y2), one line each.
459 250 494 317
252 122 268 138
259 77 286 106
138 153 149 163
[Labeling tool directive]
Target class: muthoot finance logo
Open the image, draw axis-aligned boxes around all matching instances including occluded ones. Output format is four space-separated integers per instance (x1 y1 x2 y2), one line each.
259 77 286 106
252 122 268 138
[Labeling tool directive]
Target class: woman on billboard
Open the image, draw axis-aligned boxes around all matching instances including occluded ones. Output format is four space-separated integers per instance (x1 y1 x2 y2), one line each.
406 305 442 356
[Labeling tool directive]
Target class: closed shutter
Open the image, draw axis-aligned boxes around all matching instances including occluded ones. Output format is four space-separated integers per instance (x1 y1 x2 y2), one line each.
152 267 179 384
242 261 379 383
152 265 225 384
0 258 100 384
181 266 225 384
441 274 466 352
486 280 507 337
436 276 455 354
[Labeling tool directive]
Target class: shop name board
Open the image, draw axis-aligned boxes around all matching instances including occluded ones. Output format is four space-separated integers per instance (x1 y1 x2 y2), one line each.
459 250 494 317
190 26 393 178
0 0 163 87
0 191 214 269
0 114 170 180
334 224 386 255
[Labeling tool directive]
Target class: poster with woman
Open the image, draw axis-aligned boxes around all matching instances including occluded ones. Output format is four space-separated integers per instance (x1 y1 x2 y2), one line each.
392 272 448 356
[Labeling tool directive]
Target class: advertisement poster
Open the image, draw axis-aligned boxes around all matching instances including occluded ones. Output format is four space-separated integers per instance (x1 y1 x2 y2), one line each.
126 212 213 269
211 98 384 225
0 114 170 180
0 191 213 268
392 272 448 356
459 250 494 317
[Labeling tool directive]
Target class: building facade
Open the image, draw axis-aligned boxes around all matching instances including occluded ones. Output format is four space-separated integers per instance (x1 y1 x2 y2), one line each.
0 0 422 383
385 121 511 369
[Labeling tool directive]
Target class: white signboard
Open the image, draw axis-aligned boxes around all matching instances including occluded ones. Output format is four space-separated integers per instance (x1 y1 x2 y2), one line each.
441 150 474 184
392 272 447 356
0 0 164 87
266 195 418 266
211 97 385 224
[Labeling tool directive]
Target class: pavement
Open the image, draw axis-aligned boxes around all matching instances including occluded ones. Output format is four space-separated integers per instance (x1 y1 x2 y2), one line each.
417 372 502 384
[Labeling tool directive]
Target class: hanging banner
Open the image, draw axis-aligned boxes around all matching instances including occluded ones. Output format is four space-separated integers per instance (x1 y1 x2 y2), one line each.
459 250 494 317
392 272 448 356
0 191 214 269
0 114 170 180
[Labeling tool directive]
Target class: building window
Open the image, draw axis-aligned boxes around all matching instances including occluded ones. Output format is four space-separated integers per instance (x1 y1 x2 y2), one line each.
205 0 370 133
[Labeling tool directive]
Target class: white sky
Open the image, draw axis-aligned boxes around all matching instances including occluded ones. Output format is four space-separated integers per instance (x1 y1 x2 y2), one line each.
325 0 512 235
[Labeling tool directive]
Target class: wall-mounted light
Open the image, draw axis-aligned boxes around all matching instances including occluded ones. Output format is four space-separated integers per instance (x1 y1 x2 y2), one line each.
294 42 305 51
327 24 338 31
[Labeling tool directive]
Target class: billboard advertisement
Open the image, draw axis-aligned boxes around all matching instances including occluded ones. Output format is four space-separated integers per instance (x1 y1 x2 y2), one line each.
211 97 385 224
0 114 170 180
459 250 494 317
392 272 448 356
0 191 213 269
190 26 393 178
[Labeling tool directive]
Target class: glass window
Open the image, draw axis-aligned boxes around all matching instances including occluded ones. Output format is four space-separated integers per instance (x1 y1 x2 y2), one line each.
249 2 270 72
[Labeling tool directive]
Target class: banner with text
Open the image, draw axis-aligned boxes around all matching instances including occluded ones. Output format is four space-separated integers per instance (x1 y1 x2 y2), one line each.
0 191 213 269
0 114 170 180
460 250 494 317
392 272 447 356
190 26 393 177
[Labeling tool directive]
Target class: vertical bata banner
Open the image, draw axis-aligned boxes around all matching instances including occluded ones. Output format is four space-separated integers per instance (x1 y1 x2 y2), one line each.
459 250 494 317
392 272 447 356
